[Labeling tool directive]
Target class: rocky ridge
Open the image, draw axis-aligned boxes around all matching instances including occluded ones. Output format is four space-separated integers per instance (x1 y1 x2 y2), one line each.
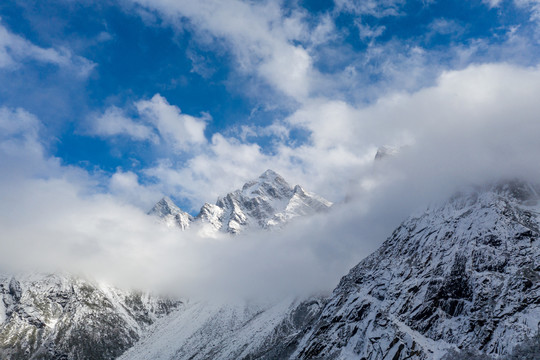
5 175 540 359
150 169 332 234
293 181 540 359
149 197 194 230
0 274 180 360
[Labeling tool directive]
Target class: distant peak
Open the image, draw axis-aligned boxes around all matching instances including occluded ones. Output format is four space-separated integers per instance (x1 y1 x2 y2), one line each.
158 196 175 205
259 169 281 179
374 145 399 161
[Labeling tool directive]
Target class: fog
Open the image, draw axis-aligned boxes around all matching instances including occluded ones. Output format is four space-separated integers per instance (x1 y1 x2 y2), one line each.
2 63 540 300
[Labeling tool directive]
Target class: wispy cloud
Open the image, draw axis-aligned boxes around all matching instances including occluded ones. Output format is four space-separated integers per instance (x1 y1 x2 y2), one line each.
334 0 405 17
3 60 540 297
89 106 159 143
0 21 95 77
128 0 325 101
136 94 209 151
88 94 209 151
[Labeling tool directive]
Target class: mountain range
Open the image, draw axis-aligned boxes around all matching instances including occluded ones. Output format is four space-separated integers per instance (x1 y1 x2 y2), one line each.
148 169 333 234
1 172 540 359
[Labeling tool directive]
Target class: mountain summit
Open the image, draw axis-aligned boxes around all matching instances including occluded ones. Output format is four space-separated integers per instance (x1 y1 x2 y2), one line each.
150 170 332 234
293 180 540 359
148 196 194 230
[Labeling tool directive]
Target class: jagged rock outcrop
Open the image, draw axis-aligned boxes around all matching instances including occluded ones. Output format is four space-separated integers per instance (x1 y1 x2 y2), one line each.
0 274 181 360
293 180 540 359
148 197 194 230
8 177 540 360
150 170 332 234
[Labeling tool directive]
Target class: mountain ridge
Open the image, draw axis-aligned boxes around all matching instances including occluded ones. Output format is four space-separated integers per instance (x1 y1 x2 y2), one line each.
150 169 333 234
293 180 540 359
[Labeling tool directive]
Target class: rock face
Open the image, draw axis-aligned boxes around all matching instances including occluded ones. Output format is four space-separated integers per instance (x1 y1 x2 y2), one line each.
150 170 332 234
0 274 181 360
293 180 540 359
7 178 540 360
148 197 194 230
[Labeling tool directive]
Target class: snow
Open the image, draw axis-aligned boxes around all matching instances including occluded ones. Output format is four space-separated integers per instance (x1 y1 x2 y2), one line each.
151 169 332 235
119 297 315 360
0 293 6 324
5 180 540 360
149 196 194 230
294 180 540 359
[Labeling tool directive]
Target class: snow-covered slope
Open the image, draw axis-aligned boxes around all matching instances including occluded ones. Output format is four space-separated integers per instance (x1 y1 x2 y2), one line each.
0 273 181 360
150 170 332 234
293 180 540 359
9 177 540 360
149 196 194 230
119 296 326 360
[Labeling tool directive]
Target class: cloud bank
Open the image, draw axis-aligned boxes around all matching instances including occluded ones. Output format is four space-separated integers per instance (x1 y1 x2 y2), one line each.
2 61 540 299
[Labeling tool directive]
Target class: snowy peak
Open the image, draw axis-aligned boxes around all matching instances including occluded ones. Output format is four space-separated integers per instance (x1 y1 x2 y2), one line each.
149 197 194 230
151 170 332 234
294 180 540 359
201 169 332 234
149 196 179 217
240 169 293 200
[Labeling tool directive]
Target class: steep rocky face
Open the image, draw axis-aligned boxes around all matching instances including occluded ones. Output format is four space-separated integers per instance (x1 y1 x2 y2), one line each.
293 181 540 359
151 170 332 234
119 296 326 360
197 169 332 234
148 197 194 230
0 274 181 360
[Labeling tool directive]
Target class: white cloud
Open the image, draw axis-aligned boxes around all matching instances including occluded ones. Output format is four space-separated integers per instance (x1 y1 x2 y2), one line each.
356 21 386 40
482 0 503 8
90 106 159 143
3 62 540 299
0 106 378 298
144 134 270 209
109 170 164 209
0 21 95 77
334 0 405 17
136 94 208 151
0 107 49 174
515 0 540 22
128 0 321 101
88 94 208 151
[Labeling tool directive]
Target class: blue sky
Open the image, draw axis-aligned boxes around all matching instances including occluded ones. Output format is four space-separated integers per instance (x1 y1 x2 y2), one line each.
4 0 540 294
1 0 540 212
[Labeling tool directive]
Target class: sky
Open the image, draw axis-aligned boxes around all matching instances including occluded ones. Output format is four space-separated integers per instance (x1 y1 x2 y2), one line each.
2 0 540 297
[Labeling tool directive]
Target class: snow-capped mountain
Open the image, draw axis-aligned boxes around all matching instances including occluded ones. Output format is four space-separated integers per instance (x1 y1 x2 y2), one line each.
128 180 540 360
293 180 540 359
149 196 194 230
6 178 540 360
119 296 326 360
0 274 180 359
150 169 332 234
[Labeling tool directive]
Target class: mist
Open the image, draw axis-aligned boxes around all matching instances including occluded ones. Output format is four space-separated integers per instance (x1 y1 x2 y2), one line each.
2 63 540 300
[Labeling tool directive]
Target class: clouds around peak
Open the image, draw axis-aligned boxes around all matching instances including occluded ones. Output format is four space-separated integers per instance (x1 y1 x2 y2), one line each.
3 61 540 299
3 0 540 298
